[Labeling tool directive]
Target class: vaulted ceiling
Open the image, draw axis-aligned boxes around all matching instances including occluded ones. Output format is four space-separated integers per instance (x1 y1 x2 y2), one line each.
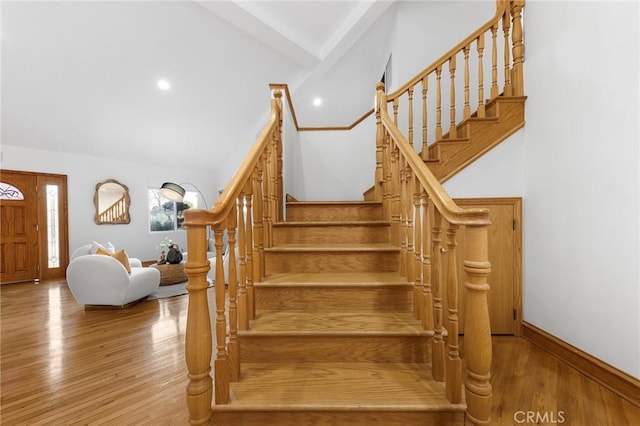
1 1 395 173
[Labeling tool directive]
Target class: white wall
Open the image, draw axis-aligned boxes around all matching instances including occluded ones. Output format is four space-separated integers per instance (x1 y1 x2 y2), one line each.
292 116 376 201
522 1 640 378
444 129 525 198
389 0 494 92
1 145 216 262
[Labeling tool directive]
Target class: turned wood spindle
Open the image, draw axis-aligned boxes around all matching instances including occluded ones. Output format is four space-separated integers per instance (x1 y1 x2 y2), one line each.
477 32 486 118
421 192 434 330
431 209 445 382
463 44 471 119
421 76 429 160
445 222 462 404
448 55 457 138
491 24 499 98
435 66 443 141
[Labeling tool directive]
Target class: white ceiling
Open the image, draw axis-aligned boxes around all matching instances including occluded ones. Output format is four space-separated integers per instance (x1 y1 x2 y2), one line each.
1 1 395 172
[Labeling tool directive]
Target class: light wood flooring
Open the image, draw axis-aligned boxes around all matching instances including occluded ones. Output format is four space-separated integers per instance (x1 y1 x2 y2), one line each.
1 279 638 425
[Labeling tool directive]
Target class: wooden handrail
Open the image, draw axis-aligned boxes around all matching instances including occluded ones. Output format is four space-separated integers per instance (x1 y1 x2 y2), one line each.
376 80 493 424
269 83 374 131
376 84 490 226
387 0 509 100
183 89 284 424
212 94 282 222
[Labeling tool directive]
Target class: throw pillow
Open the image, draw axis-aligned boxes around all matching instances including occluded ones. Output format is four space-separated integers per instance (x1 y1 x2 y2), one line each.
90 241 115 254
96 247 131 274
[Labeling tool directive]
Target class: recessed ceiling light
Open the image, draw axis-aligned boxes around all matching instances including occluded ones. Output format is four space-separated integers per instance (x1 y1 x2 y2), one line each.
313 97 322 107
157 80 171 91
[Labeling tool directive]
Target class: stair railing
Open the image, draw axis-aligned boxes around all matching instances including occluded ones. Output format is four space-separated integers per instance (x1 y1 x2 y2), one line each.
376 81 493 424
376 0 524 167
182 90 284 424
97 194 127 222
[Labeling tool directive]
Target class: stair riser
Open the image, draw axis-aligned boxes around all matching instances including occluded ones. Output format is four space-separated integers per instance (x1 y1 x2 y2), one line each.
287 204 382 222
264 251 399 274
211 410 464 426
255 286 412 311
239 336 431 363
272 225 390 245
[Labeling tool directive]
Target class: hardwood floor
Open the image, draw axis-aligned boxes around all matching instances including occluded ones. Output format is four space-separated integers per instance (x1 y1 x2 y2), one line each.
1 279 638 425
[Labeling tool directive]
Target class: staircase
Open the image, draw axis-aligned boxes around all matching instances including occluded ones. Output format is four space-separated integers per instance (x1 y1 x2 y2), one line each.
426 96 525 183
183 1 524 424
208 201 463 425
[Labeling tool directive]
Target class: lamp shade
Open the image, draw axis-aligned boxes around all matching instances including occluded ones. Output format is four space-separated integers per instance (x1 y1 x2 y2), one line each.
159 182 185 202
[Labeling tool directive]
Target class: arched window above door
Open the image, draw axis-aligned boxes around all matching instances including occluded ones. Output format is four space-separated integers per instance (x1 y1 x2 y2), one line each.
0 182 24 200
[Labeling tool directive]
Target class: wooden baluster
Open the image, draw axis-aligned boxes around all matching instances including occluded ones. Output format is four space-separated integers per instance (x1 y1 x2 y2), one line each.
421 76 429 161
405 166 415 287
245 189 255 320
491 24 499 98
375 83 385 202
435 66 443 141
431 209 445 381
274 90 284 220
413 175 423 320
213 226 230 404
237 192 248 330
502 8 512 96
421 193 434 330
390 145 401 248
511 0 525 97
252 165 264 282
477 32 486 118
463 44 471 120
270 131 279 228
448 55 457 138
408 86 414 148
399 158 407 276
227 208 240 382
263 150 272 249
185 221 213 423
463 224 493 425
393 97 399 127
383 131 392 223
445 222 462 403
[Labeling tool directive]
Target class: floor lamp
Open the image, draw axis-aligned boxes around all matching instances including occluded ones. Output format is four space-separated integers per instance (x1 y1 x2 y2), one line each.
159 182 214 251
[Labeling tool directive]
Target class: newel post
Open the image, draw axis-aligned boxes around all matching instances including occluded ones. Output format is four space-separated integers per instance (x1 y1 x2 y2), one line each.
184 217 213 425
463 224 492 425
375 82 386 203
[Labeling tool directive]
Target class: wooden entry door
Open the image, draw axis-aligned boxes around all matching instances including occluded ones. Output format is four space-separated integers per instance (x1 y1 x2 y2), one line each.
452 197 522 335
1 173 39 283
0 170 68 284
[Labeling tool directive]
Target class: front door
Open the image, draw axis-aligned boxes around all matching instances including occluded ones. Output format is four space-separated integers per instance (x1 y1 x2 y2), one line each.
1 172 39 283
0 170 68 284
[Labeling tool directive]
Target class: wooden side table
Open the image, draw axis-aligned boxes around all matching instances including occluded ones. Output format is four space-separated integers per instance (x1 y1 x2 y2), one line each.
149 262 188 286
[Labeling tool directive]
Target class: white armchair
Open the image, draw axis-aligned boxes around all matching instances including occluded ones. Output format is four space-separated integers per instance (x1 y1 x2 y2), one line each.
66 243 160 308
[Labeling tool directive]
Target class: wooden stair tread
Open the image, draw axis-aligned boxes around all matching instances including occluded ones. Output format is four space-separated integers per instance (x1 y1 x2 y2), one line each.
222 362 464 410
244 310 427 335
275 220 390 226
260 271 410 285
266 243 398 251
287 201 382 206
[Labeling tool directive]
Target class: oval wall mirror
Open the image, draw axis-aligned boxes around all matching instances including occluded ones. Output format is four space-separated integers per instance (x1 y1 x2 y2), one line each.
94 179 131 224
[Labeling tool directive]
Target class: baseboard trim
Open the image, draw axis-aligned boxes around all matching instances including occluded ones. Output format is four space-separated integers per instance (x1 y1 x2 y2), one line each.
521 322 640 408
